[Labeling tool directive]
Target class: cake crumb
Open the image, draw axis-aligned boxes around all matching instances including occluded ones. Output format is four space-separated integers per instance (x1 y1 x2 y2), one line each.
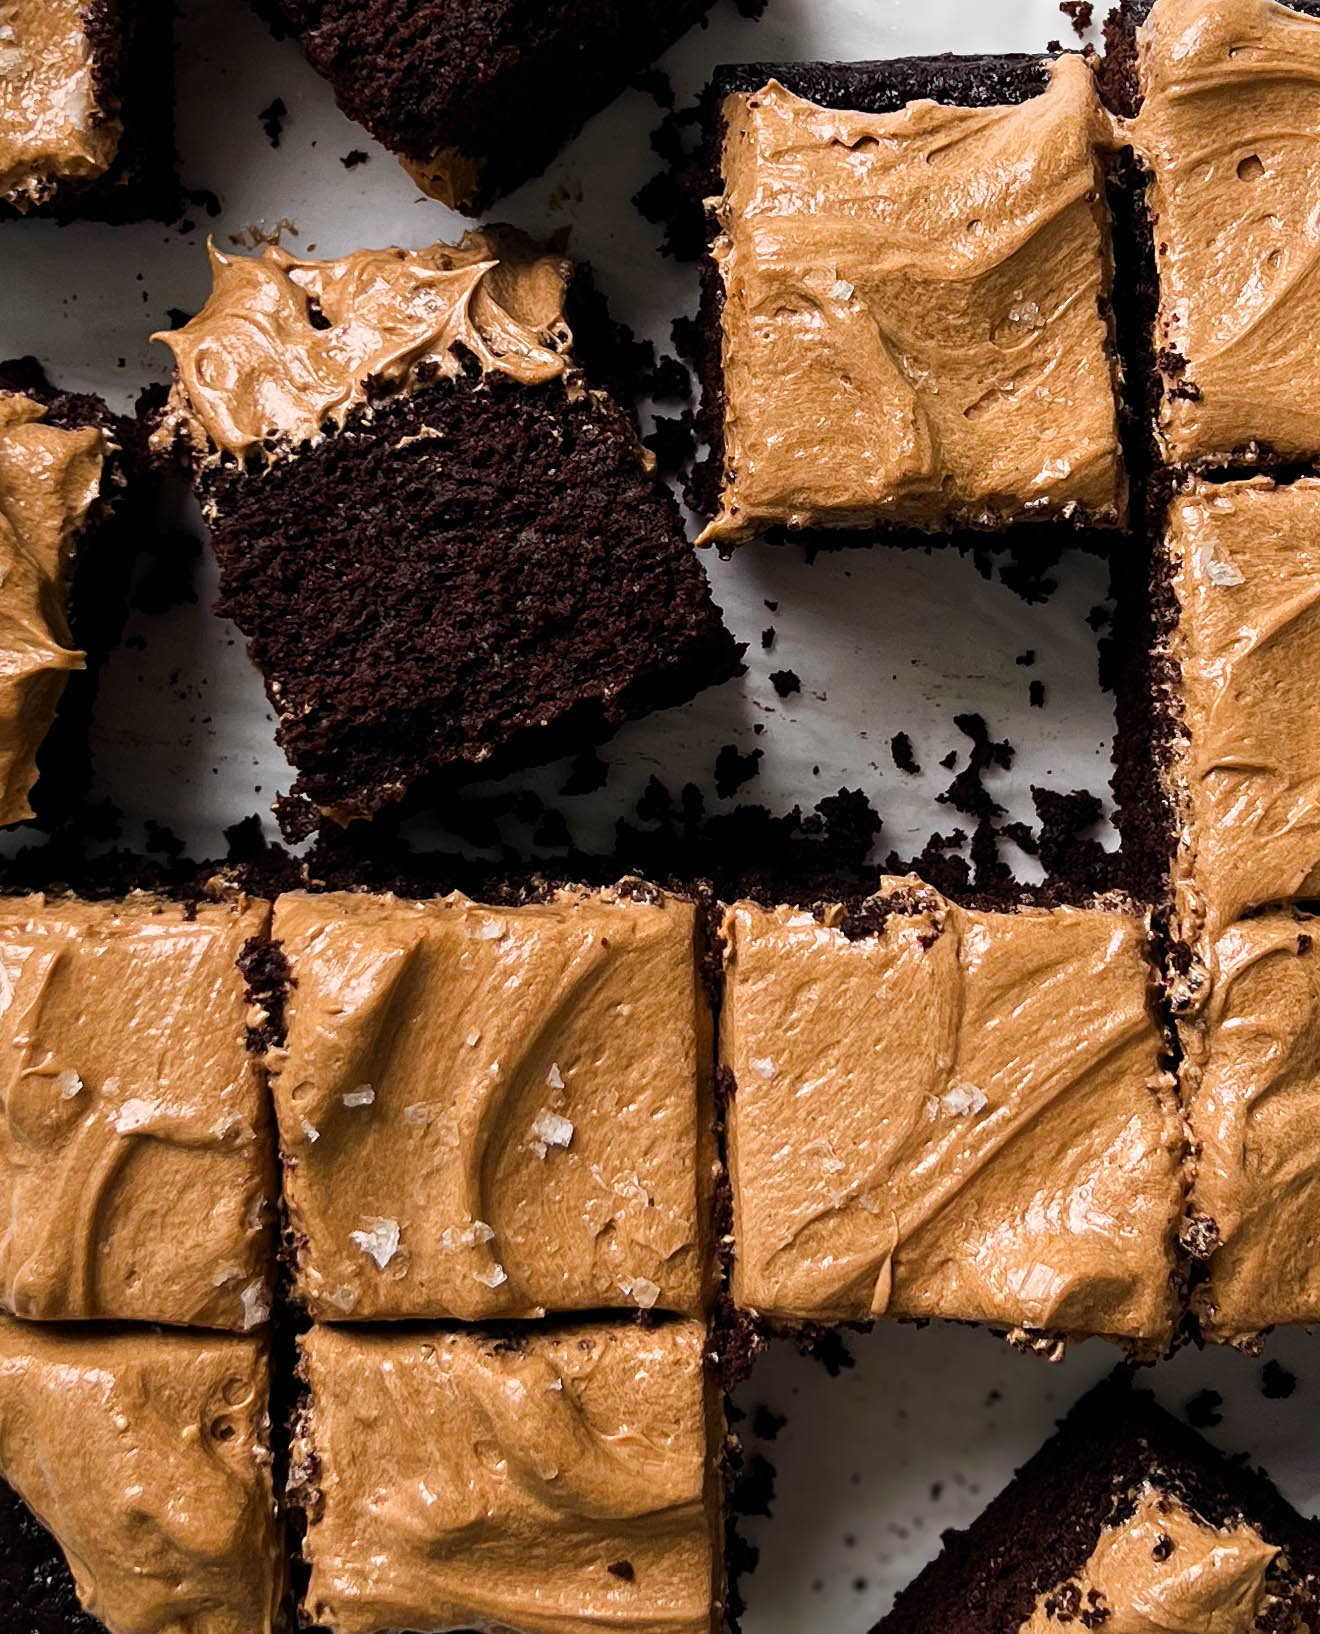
1059 0 1094 33
340 149 369 169
1261 1360 1297 1399
1185 1389 1223 1429
891 732 921 776
770 669 801 699
258 97 287 148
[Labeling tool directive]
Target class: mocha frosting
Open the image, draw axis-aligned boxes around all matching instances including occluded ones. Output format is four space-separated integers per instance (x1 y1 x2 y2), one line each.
296 1320 719 1634
1129 0 1320 464
0 893 276 1328
1167 480 1320 959
1183 911 1320 1346
0 0 120 211
702 55 1125 545
722 880 1183 1341
0 391 103 827
1023 1486 1287 1633
152 227 575 461
0 1319 284 1634
271 887 713 1323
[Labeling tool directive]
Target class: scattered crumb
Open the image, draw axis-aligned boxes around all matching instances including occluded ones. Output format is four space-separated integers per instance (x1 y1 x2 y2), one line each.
769 669 800 699
714 744 764 800
1261 1360 1297 1399
939 749 958 770
631 67 676 109
1029 680 1046 708
752 1405 787 1441
258 96 287 148
891 732 920 776
764 600 779 613
761 626 775 652
340 149 369 169
561 751 609 796
1185 1389 1223 1429
1016 649 1036 667
1059 0 1094 33
165 307 191 330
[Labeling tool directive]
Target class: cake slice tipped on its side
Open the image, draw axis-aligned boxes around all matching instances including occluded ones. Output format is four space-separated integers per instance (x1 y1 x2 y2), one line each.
152 229 742 829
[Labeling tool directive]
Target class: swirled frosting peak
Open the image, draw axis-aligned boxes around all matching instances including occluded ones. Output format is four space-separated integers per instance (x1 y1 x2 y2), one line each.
0 1320 284 1634
271 886 713 1322
722 880 1183 1342
1130 0 1320 464
703 54 1125 544
1023 1486 1289 1634
0 0 120 211
0 390 100 827
296 1320 719 1634
153 228 575 460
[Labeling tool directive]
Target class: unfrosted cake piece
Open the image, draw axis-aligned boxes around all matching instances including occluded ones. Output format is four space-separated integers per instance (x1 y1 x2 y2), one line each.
152 230 740 826
270 885 715 1322
0 361 133 830
1163 479 1320 965
255 0 716 213
1181 909 1320 1347
721 877 1184 1350
292 1319 723 1634
0 0 174 221
696 52 1127 546
0 892 276 1329
0 1319 285 1634
1122 0 1320 468
873 1373 1320 1634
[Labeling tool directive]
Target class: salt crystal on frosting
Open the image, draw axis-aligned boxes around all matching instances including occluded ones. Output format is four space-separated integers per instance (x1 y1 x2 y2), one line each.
473 1262 508 1288
1207 557 1244 587
349 1217 401 1269
467 917 506 941
240 1280 270 1330
750 1056 777 1080
114 1097 159 1133
546 1062 565 1090
341 1085 375 1108
530 1110 574 1155
55 1069 83 1099
620 1274 661 1310
942 1080 988 1116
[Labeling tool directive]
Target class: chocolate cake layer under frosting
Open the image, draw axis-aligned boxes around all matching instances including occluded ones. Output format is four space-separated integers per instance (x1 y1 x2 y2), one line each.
153 227 575 462
1129 0 1320 465
1166 479 1320 959
0 893 276 1328
703 54 1125 544
295 1320 720 1634
1183 909 1320 1346
0 390 103 827
1022 1486 1289 1633
0 0 121 212
722 879 1183 1343
0 1319 284 1634
271 887 714 1322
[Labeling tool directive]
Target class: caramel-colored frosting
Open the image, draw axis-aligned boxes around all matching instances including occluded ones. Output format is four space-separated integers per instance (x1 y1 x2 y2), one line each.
1023 1486 1288 1633
271 887 714 1322
1167 480 1320 958
152 227 575 461
1129 0 1320 465
702 56 1125 545
0 1318 284 1634
0 0 120 211
1183 911 1320 1346
0 893 276 1328
722 880 1183 1339
0 391 102 827
296 1320 720 1634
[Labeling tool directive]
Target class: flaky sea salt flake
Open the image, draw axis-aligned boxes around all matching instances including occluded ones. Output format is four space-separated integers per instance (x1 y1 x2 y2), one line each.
942 1080 988 1116
342 1085 375 1108
350 1217 401 1269
55 1070 83 1099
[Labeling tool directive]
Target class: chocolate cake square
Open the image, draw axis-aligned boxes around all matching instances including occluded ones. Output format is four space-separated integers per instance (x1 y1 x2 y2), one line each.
0 0 175 222
255 0 715 214
1163 479 1320 963
872 1372 1320 1634
152 230 741 827
293 1319 721 1634
696 52 1127 547
270 885 715 1322
0 892 277 1329
1181 908 1320 1347
1122 0 1320 469
0 1319 285 1634
0 360 136 832
721 878 1183 1348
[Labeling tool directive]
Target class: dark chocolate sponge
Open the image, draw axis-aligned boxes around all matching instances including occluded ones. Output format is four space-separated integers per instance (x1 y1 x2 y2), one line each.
255 0 715 213
200 368 742 824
